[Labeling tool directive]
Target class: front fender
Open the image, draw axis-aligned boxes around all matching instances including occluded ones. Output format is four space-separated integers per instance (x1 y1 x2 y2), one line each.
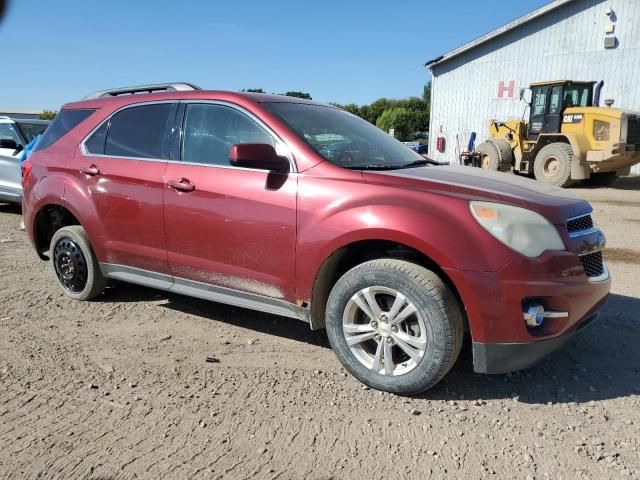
295 192 516 301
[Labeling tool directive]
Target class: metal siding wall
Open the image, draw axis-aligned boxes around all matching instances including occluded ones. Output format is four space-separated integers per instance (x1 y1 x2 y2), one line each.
429 0 640 175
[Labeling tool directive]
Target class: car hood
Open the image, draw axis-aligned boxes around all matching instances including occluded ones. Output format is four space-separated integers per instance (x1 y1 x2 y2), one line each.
362 165 591 224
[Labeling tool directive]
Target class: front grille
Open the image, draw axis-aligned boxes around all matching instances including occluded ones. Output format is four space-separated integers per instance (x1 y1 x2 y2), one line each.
567 214 594 233
580 251 604 278
627 115 640 146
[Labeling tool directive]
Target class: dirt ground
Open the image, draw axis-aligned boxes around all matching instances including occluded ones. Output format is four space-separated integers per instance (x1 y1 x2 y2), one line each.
1 178 640 480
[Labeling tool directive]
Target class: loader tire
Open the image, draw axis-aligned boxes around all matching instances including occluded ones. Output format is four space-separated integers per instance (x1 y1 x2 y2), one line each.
476 140 511 172
534 143 574 187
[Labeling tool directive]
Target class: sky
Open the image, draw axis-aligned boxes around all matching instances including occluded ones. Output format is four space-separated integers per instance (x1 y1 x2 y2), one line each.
0 0 549 110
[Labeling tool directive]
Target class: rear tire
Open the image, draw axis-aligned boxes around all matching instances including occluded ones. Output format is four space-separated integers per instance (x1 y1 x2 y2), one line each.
325 259 464 395
50 225 106 301
533 143 574 187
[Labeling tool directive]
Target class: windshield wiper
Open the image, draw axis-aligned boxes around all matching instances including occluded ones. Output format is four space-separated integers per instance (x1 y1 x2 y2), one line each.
398 159 443 168
344 164 405 171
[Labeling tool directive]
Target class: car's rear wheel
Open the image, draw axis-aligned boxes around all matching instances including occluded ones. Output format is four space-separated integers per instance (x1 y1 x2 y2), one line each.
325 259 464 395
50 225 106 301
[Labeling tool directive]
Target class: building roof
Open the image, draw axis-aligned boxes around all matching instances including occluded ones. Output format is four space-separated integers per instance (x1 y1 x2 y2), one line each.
425 0 575 69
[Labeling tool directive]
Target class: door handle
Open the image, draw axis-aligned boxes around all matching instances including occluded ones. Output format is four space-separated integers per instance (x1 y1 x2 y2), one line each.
167 178 195 192
80 165 100 176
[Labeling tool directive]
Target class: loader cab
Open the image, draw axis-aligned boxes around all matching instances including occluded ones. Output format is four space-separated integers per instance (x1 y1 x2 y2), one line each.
526 81 595 140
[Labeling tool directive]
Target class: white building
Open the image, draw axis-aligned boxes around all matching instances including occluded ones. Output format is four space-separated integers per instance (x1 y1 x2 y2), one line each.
426 0 640 175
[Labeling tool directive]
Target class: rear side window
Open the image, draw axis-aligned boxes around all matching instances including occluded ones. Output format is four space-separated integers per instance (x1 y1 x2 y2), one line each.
105 104 172 159
85 122 108 154
34 109 95 151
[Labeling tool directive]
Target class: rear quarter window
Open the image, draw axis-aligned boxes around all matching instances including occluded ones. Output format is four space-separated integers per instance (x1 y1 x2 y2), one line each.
34 109 95 151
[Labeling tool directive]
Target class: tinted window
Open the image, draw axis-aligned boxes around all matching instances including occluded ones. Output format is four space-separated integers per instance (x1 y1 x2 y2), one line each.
34 109 95 151
0 124 22 146
182 104 274 165
85 122 108 154
105 104 172 159
16 122 48 143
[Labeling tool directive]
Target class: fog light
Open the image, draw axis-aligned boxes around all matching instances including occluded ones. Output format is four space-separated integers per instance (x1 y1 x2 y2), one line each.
523 304 569 328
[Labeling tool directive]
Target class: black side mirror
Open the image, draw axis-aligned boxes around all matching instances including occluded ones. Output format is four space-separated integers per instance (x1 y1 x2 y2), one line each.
519 88 531 106
229 143 290 173
0 138 22 151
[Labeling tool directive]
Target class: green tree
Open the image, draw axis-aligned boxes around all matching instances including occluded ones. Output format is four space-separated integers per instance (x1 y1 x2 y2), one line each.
38 110 57 120
375 107 418 141
284 91 312 100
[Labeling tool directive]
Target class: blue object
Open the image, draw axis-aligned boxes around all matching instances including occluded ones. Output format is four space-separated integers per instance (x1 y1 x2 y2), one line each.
468 132 477 152
18 134 41 163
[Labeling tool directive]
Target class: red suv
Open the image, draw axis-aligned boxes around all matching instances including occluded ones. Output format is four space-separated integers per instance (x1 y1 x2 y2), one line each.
23 83 610 394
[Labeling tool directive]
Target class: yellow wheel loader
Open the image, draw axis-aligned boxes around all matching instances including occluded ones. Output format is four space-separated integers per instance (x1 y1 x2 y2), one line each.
476 80 640 187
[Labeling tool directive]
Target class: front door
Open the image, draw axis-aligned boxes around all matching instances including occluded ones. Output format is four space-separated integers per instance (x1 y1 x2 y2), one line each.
163 102 297 300
528 86 548 140
78 102 176 275
542 85 563 134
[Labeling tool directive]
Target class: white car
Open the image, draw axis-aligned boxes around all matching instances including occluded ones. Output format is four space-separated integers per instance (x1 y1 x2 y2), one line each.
0 116 49 204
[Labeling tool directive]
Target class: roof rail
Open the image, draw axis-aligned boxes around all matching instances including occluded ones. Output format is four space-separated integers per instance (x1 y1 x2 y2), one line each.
82 82 202 100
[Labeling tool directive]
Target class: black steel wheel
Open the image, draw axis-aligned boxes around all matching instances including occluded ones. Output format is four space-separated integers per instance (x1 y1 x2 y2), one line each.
53 238 88 293
49 226 107 301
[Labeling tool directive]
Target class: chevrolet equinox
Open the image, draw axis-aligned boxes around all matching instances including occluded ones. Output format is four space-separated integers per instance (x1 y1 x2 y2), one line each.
22 83 610 394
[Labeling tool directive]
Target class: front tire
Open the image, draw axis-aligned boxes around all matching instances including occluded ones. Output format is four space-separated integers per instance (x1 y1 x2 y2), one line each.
533 143 574 187
50 225 106 301
325 259 464 395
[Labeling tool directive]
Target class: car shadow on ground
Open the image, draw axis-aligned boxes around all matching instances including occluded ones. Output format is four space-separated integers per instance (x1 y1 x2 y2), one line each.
0 203 21 215
423 293 640 404
102 283 639 404
99 282 331 348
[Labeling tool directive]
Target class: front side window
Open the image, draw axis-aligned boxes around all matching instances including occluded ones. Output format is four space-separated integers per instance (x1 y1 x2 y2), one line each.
181 104 274 166
531 89 548 116
34 109 95 151
105 103 172 159
0 123 23 146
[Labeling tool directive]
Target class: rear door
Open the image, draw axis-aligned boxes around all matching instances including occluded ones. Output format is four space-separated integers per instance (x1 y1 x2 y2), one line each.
79 102 177 276
0 122 24 200
162 102 297 300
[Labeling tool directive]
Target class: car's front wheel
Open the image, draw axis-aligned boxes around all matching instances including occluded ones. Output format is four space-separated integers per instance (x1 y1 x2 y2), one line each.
325 259 464 395
50 225 107 301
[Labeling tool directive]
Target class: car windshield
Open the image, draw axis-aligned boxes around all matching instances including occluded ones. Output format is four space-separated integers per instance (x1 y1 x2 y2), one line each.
16 122 48 142
264 102 428 170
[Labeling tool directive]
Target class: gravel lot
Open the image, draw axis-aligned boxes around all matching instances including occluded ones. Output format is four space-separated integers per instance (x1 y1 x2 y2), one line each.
1 178 639 480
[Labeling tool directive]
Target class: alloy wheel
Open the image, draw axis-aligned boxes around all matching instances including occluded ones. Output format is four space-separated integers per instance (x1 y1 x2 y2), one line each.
342 286 427 376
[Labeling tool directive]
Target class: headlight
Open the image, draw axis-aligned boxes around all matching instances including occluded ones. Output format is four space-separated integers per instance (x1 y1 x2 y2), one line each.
470 201 565 257
593 120 610 142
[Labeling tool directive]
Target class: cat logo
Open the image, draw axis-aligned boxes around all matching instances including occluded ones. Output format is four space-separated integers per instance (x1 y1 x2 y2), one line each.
563 114 584 124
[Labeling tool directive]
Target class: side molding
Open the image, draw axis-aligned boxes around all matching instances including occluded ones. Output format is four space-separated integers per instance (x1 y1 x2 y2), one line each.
100 263 311 323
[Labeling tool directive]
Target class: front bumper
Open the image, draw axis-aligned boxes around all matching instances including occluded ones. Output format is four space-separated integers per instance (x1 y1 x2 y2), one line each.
472 311 600 374
444 240 611 374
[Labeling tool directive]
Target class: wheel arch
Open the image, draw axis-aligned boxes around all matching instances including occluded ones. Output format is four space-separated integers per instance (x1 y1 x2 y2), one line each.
32 203 82 260
308 238 467 332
